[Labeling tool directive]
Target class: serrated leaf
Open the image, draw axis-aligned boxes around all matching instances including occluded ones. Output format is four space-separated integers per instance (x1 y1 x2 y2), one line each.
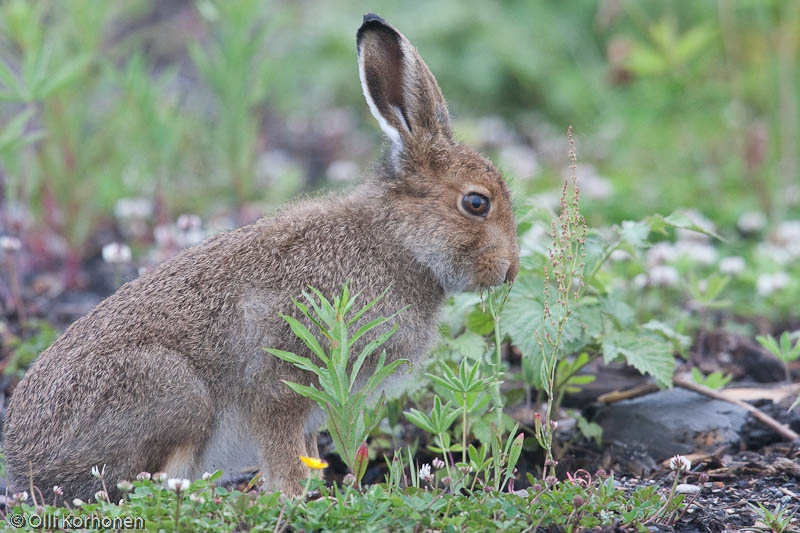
643 320 692 354
602 330 674 387
663 211 724 241
601 296 634 328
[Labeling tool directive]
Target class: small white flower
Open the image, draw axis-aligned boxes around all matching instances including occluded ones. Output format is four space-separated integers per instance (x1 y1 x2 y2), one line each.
91 464 106 479
176 214 202 232
116 480 133 492
648 265 680 287
53 485 63 496
202 472 212 480
432 457 446 470
632 273 648 289
72 498 84 507
94 490 108 502
189 493 205 504
102 243 132 264
0 235 21 253
12 491 28 502
136 471 152 481
167 478 191 492
419 463 433 483
669 455 691 472
676 241 716 265
646 242 678 268
114 197 153 220
152 472 168 483
737 211 767 234
718 256 746 276
757 272 790 297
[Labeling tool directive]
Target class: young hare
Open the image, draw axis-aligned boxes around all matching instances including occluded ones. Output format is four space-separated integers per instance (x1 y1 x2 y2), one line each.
4 14 519 500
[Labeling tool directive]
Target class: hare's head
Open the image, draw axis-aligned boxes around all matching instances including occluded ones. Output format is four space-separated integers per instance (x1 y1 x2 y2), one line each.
357 14 519 294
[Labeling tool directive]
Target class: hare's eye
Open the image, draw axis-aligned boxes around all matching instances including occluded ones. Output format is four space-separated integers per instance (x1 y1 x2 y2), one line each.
462 193 490 217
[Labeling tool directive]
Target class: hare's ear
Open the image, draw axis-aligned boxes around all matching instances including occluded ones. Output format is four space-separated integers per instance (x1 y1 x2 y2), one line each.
357 14 452 166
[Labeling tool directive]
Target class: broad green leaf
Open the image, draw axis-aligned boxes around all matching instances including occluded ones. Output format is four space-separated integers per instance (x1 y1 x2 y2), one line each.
602 330 674 388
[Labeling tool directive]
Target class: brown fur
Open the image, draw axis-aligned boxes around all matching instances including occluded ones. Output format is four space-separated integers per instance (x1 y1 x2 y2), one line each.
3 14 519 500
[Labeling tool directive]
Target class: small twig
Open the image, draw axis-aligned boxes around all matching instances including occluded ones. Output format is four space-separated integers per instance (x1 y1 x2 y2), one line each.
597 383 660 404
674 374 800 441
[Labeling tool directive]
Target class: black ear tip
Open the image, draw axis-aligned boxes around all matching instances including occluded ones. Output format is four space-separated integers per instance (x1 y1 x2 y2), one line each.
362 13 387 25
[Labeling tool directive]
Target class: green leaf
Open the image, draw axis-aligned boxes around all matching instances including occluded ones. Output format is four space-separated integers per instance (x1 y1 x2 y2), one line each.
602 330 675 388
266 348 321 377
663 211 724 241
405 408 436 434
350 324 392 384
281 380 329 408
37 53 91 98
0 60 28 100
279 315 328 364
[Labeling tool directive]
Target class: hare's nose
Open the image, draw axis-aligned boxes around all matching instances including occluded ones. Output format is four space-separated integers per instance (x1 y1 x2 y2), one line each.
505 259 519 284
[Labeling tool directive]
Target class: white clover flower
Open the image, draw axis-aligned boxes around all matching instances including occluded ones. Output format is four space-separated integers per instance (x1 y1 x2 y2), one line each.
632 273 648 289
669 455 691 472
0 235 21 253
648 265 680 287
114 197 153 221
419 463 433 483
152 472 168 483
189 493 205 504
116 480 133 492
91 464 106 479
12 491 28 502
94 490 108 502
136 471 152 481
202 472 212 480
167 478 191 492
773 220 800 259
738 211 767 234
432 457 446 470
646 242 678 268
675 241 717 265
53 486 63 496
757 272 790 297
499 144 540 180
102 243 132 264
718 256 746 276
72 498 84 507
176 214 202 232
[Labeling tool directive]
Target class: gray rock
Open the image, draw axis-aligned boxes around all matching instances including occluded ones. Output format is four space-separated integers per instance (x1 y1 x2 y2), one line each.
594 388 749 462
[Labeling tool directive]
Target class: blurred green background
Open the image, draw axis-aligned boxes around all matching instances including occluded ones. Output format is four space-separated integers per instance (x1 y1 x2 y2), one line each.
0 0 798 278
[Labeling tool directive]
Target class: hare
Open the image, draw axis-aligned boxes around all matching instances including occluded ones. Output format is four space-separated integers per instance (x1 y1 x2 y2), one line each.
3 13 519 500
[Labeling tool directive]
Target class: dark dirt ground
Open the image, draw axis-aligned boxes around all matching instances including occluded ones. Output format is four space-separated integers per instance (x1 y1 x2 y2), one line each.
1 257 799 533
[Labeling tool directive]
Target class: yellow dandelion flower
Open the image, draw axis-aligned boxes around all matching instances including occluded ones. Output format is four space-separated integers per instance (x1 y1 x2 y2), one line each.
299 455 329 470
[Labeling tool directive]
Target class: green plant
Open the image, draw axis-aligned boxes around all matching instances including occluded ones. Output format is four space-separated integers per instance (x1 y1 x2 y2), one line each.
690 367 733 390
3 321 59 378
190 0 296 215
267 283 407 486
756 330 800 410
746 502 798 533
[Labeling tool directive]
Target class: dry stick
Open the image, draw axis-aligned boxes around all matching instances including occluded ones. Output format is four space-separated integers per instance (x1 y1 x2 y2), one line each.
673 374 800 441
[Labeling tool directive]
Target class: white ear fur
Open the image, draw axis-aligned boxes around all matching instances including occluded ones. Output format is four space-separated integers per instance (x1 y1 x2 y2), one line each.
358 53 405 160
